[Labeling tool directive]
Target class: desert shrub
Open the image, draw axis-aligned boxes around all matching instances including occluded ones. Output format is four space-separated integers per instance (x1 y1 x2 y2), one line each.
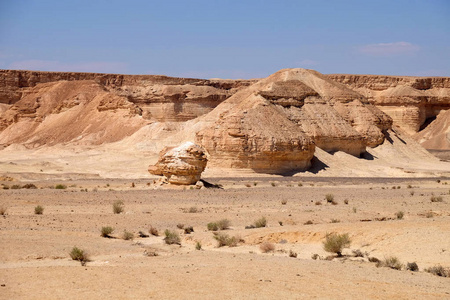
377 256 403 270
253 182 258 186
311 253 319 260
352 249 364 257
101 226 114 237
112 200 124 214
34 205 44 215
278 221 283 226
11 184 22 189
253 217 267 228
259 241 275 253
177 223 184 229
22 183 37 189
315 200 322 205
425 211 434 218
396 211 404 220
298 182 303 187
325 194 334 203
344 199 349 205
406 262 419 272
304 220 313 225
195 241 202 250
55 184 67 189
184 226 194 234
281 199 287 205
407 184 412 189
323 232 351 256
289 250 297 258
430 195 443 202
164 229 181 245
271 182 276 187
122 230 134 240
424 265 449 277
188 206 199 213
368 257 380 263
213 232 239 247
410 191 415 196
70 247 89 266
331 219 340 223
0 206 7 215
2 185 9 190
149 226 159 236
207 222 219 231
245 183 251 188
217 219 231 230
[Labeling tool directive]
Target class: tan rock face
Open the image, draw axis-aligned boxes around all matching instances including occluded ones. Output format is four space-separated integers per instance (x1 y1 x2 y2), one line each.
327 74 450 135
148 142 207 185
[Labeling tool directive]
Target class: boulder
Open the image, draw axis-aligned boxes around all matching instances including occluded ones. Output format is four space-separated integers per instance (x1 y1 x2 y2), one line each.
148 142 207 185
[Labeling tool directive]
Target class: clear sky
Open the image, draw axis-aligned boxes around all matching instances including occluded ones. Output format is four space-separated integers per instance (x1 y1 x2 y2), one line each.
0 0 449 79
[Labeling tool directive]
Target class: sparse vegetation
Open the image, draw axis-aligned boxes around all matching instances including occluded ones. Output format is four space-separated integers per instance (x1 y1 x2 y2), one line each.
410 191 415 196
195 241 202 250
207 219 230 231
188 206 199 213
323 232 351 256
22 183 37 189
70 247 89 266
344 199 349 205
377 256 403 270
424 265 449 277
298 182 303 187
0 205 7 215
112 200 124 214
395 211 404 220
245 183 251 187
149 226 159 236
213 232 239 247
259 241 275 253
289 250 297 258
304 220 313 225
325 194 334 203
101 226 114 238
164 229 181 245
406 262 419 272
330 219 340 223
253 217 267 228
425 211 434 218
281 199 287 205
271 182 276 187
34 205 44 215
55 184 67 189
11 184 21 189
315 200 322 205
184 226 194 234
122 230 134 240
352 207 357 213
430 195 443 202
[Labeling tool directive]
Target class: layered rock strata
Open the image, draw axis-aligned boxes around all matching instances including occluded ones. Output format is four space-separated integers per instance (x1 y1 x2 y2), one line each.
148 142 207 185
327 74 450 135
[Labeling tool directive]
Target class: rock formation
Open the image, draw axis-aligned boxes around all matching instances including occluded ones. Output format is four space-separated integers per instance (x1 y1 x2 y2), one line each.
327 74 450 135
148 142 207 185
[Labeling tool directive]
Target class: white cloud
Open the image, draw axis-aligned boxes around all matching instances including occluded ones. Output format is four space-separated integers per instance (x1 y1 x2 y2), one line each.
359 42 420 56
7 60 128 74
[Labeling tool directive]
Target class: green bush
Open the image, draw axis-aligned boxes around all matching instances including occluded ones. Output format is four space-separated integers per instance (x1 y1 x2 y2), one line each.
207 222 219 231
70 247 89 266
34 205 44 215
213 233 239 247
101 226 114 237
55 184 67 189
164 229 181 245
122 230 134 240
323 232 351 256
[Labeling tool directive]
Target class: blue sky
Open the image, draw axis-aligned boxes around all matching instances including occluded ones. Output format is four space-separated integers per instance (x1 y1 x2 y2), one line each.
0 0 449 78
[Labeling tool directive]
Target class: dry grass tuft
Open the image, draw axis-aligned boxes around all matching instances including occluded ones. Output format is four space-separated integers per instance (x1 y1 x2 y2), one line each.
259 241 275 253
101 226 114 238
164 229 181 245
122 230 134 240
34 205 44 215
213 232 240 247
70 247 89 266
323 232 351 256
112 200 124 214
424 265 449 277
377 256 403 270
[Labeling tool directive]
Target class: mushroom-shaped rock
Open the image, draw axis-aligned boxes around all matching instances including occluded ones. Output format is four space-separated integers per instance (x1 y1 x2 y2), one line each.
148 142 207 185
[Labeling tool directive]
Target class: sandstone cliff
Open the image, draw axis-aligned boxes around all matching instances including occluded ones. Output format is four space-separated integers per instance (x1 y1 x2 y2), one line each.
327 74 450 135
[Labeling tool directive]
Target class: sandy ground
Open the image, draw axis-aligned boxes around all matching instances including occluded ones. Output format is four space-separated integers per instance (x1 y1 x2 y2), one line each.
1 177 450 299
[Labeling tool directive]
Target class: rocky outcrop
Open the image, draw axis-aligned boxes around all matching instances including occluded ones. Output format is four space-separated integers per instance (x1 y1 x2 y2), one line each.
327 74 450 135
0 69 254 122
148 142 207 185
195 68 393 174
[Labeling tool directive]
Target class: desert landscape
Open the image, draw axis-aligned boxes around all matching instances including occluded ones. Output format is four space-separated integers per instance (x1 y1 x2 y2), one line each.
0 68 449 299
